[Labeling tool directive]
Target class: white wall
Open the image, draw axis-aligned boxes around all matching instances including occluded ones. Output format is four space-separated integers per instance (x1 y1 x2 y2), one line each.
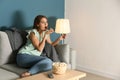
65 0 120 80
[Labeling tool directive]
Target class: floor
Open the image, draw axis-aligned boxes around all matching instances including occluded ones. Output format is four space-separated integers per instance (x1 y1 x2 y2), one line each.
79 71 113 80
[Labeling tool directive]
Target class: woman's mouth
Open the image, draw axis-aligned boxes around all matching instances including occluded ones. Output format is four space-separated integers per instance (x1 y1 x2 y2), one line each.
45 27 48 29
43 27 48 31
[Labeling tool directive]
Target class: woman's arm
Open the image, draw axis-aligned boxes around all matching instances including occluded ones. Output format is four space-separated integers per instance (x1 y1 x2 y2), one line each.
46 34 66 46
29 32 47 52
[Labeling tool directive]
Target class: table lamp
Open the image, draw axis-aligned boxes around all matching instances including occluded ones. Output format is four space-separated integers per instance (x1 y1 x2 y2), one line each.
55 19 70 44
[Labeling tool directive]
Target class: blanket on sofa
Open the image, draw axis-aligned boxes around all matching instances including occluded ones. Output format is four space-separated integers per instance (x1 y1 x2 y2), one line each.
43 43 60 62
4 28 28 63
5 28 28 51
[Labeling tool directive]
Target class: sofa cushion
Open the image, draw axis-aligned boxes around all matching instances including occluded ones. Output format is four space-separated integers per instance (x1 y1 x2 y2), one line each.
0 64 28 75
0 68 19 80
0 31 13 65
55 44 70 64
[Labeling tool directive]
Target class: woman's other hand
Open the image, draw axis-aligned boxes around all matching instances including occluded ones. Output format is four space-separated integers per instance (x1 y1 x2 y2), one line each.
59 34 66 40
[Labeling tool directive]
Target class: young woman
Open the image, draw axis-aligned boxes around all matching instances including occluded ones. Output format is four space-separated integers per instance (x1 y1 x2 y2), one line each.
16 15 66 78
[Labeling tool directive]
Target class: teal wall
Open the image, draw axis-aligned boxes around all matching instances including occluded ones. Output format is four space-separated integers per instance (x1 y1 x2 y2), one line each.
0 0 64 41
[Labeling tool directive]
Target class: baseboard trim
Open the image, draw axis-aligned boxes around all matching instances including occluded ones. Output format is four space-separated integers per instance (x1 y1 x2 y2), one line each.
76 65 120 80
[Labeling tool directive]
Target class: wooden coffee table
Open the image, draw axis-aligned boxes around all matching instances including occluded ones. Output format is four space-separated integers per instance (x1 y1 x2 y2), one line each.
17 70 86 80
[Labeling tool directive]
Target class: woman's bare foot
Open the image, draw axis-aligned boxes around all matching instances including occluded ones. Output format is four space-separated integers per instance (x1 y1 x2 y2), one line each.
20 72 31 78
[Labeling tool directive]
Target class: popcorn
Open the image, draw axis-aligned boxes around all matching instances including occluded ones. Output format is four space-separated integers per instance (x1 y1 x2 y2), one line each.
52 62 67 75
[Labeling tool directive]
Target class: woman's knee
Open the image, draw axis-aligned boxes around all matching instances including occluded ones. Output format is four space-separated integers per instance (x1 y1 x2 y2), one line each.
43 58 52 69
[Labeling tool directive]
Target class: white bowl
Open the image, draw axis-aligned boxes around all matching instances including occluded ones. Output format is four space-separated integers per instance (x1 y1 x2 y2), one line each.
52 62 67 75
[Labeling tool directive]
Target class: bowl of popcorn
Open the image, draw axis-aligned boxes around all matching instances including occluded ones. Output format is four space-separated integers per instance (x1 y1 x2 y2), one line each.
52 62 67 75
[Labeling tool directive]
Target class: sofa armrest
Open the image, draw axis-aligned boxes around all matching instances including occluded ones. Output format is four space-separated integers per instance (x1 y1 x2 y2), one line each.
55 44 76 69
70 48 76 69
55 44 70 64
0 31 12 65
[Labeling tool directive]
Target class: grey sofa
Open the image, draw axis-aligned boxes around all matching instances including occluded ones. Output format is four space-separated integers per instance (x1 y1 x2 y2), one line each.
0 30 76 80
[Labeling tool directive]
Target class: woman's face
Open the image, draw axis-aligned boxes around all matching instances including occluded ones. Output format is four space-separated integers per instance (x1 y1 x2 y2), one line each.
37 17 48 31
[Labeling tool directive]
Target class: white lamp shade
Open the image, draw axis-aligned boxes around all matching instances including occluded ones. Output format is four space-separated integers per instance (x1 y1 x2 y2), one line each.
55 19 70 34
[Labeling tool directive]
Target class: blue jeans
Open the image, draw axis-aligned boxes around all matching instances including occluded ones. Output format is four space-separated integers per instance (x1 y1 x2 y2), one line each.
16 54 52 75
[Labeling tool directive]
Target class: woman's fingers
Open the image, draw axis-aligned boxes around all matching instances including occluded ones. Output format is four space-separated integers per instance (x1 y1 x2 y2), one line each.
49 28 54 33
46 28 54 34
59 34 67 40
62 34 66 39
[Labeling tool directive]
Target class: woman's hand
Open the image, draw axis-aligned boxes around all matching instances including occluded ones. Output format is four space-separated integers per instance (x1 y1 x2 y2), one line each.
50 34 67 46
45 28 54 35
59 34 66 40
44 28 54 39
